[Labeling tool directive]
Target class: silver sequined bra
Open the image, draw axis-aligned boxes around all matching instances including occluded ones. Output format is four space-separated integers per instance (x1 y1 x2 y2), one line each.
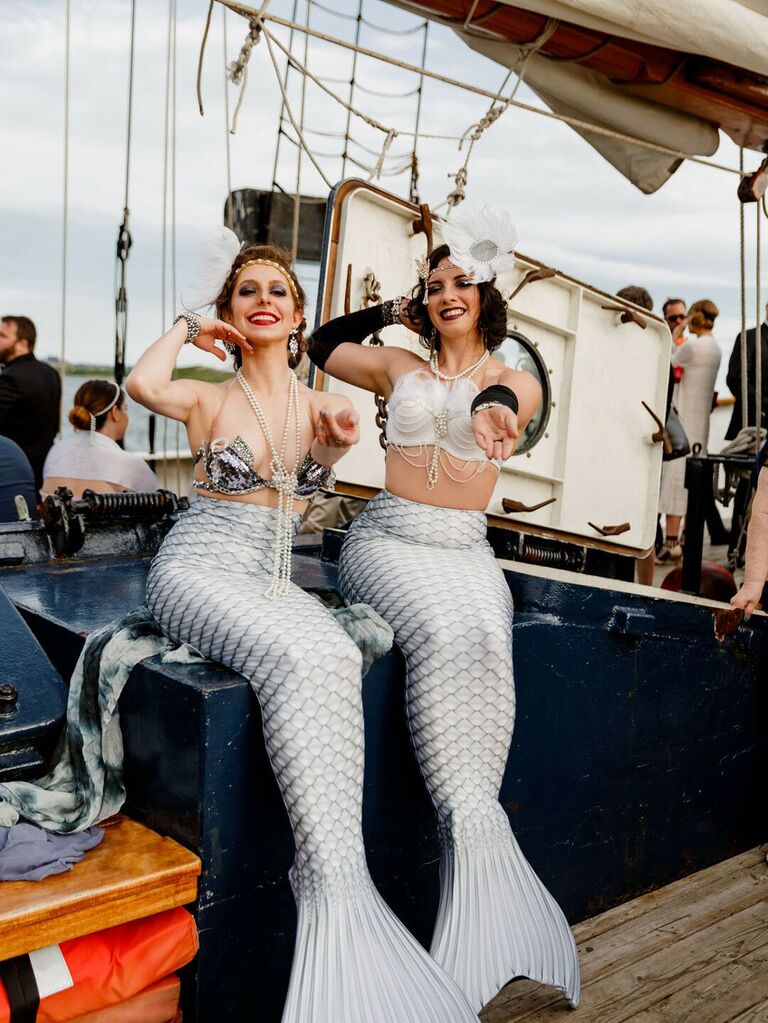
194 435 334 497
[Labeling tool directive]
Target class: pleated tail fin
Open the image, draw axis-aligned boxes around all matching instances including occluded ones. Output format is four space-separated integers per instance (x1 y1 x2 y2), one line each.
282 869 480 1023
430 818 580 1011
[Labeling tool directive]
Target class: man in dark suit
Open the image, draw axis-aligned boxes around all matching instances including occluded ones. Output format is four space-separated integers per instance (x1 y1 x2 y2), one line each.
725 301 768 440
0 316 61 490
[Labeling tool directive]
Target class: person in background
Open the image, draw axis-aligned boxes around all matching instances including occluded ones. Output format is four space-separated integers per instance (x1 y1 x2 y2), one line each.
616 287 658 586
725 298 768 440
658 299 722 562
0 436 37 521
617 285 653 311
662 298 687 383
42 379 159 498
732 452 768 617
0 316 61 490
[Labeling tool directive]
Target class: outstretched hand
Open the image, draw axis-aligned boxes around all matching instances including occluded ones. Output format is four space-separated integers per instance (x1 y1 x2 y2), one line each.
472 405 520 461
730 582 763 619
315 406 360 462
190 315 252 363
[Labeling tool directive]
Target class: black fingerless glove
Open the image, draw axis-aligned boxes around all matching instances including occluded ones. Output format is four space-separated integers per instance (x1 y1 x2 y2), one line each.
308 298 402 369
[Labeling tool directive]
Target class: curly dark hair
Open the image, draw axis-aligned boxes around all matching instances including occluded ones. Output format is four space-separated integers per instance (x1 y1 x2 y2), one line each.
404 244 508 353
214 244 307 370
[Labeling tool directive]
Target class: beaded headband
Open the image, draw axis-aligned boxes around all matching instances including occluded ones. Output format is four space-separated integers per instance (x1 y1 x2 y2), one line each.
90 382 121 432
415 257 463 285
230 259 302 305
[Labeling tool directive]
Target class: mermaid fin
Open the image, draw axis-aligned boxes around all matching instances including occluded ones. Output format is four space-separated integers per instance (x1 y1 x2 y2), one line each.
430 812 580 1011
283 871 480 1023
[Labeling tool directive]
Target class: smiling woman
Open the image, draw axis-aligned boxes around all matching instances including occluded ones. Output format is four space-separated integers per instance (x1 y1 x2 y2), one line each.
308 207 580 1013
123 227 483 1023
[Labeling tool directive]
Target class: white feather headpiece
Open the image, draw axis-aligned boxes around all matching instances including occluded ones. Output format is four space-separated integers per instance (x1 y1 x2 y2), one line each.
440 206 518 284
182 225 243 310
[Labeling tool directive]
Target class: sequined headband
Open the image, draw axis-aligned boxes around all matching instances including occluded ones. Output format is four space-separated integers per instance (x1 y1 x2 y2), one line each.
415 256 463 286
231 258 301 304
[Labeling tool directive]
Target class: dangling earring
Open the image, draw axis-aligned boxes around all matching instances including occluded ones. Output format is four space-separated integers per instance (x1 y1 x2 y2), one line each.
288 329 299 360
223 340 238 356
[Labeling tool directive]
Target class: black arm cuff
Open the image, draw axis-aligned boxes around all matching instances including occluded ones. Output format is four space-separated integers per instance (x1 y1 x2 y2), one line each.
471 384 519 417
307 299 401 370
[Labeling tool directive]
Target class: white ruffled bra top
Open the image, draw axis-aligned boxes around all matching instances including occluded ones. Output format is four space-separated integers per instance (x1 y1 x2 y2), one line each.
386 369 501 483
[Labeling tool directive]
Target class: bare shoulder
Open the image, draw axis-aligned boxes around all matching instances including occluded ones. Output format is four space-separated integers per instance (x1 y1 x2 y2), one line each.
484 357 539 391
186 376 235 424
193 376 234 406
388 346 428 378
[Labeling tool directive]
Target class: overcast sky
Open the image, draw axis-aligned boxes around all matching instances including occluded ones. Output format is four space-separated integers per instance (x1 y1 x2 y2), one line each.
1 0 765 387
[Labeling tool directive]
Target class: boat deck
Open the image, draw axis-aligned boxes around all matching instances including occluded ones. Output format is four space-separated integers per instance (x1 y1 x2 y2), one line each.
483 846 768 1023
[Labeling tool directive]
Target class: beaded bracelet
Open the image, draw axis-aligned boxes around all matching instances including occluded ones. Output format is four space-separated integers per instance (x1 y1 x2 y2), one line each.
382 296 404 326
174 311 202 345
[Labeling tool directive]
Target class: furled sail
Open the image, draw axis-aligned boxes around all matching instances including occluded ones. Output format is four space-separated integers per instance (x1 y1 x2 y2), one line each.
389 0 768 192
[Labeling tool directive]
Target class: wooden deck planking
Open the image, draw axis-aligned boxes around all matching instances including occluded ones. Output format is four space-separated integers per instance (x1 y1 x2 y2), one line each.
482 846 768 1023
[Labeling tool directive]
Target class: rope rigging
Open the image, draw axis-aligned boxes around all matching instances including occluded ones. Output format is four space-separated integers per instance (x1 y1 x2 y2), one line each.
214 1 747 181
114 0 137 387
59 0 71 419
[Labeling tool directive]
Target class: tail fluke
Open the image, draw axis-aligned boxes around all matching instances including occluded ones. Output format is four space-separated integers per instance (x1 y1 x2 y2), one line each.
430 816 580 1011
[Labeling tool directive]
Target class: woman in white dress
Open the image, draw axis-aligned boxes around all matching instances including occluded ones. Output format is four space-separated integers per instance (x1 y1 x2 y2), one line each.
658 300 722 561
42 379 160 497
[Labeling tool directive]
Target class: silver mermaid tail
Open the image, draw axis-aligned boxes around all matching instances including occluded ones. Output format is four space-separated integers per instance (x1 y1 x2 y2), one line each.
146 496 479 1023
337 489 580 1011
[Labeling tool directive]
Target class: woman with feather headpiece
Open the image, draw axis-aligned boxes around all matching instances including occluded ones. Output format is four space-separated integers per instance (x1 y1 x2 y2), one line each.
309 207 580 1013
126 228 483 1023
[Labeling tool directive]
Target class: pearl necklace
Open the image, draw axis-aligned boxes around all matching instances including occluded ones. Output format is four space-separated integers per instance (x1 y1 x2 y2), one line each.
428 348 489 382
424 347 489 487
237 369 301 599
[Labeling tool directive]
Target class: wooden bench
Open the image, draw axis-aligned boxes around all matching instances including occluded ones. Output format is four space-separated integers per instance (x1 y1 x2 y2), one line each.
0 817 201 960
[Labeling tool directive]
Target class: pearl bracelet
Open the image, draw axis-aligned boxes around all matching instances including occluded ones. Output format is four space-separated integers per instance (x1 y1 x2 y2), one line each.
471 401 504 417
174 311 202 345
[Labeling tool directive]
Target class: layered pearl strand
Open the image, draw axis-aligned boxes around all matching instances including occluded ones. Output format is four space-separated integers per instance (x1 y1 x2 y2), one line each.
428 348 489 382
237 369 301 599
423 347 489 488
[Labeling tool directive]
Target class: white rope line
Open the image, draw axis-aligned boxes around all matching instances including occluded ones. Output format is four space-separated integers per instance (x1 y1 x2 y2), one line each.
292 0 310 261
409 20 429 203
270 0 299 199
262 26 333 187
437 19 557 210
263 24 461 144
170 2 182 494
223 4 232 200
216 0 745 178
740 147 748 433
59 0 71 418
756 199 762 453
161 0 174 487
369 127 397 181
462 0 481 31
264 25 391 135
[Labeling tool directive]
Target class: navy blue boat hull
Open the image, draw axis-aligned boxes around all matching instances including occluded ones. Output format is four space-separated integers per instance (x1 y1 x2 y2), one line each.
2 550 766 1022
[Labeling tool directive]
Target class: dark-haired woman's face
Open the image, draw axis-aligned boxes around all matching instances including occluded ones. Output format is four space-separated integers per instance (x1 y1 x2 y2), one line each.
226 264 302 351
424 260 481 343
